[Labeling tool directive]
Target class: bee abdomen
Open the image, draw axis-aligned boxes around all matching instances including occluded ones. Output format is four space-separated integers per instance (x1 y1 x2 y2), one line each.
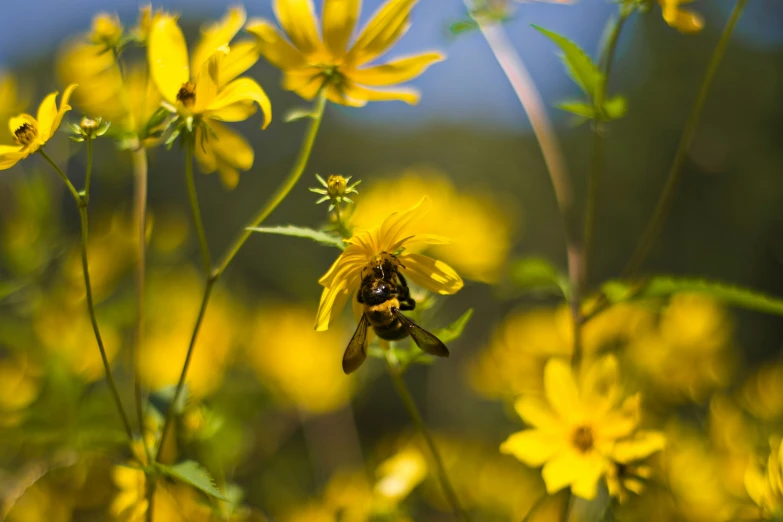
373 319 408 341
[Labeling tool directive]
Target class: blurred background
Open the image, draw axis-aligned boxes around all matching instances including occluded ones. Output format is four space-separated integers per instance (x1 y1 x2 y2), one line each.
1 0 782 520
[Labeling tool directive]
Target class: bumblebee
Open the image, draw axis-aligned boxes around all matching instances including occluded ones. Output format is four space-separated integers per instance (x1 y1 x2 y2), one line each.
342 253 449 374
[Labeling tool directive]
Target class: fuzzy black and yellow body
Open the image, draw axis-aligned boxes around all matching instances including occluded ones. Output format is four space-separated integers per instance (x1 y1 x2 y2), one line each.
342 253 449 374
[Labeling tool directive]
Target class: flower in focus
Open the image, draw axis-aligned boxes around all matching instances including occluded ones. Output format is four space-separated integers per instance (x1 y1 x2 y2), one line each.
350 169 514 283
247 305 356 414
500 356 665 500
315 197 463 331
658 0 704 33
148 7 271 188
745 437 783 519
0 84 77 170
90 12 124 48
247 0 444 106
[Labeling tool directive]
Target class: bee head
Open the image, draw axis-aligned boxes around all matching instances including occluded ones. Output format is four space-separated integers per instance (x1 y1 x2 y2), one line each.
362 278 394 305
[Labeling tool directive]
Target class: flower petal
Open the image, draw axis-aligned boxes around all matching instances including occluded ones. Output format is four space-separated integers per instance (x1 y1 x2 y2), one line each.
400 253 463 295
191 6 246 73
348 0 415 66
514 396 560 431
540 451 580 495
315 283 352 331
570 452 608 500
8 114 35 137
376 196 429 248
48 84 77 140
661 1 704 33
544 358 582 424
274 0 322 56
348 52 443 86
246 19 307 70
34 92 59 140
194 121 254 189
322 0 360 56
193 53 221 113
148 14 190 104
282 67 325 99
220 40 262 84
0 144 27 170
612 430 666 464
342 81 420 105
500 430 561 467
206 78 272 129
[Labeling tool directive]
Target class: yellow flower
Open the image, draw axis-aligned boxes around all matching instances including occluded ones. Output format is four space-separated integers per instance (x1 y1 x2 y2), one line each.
247 305 356 413
658 0 704 33
374 446 427 503
90 12 124 48
315 197 463 331
0 84 77 170
350 169 514 283
500 356 665 500
746 437 783 519
0 351 39 427
147 7 272 188
0 72 26 145
247 0 444 106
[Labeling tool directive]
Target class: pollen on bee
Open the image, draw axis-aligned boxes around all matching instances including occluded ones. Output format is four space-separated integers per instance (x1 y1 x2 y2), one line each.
13 122 37 146
176 82 196 108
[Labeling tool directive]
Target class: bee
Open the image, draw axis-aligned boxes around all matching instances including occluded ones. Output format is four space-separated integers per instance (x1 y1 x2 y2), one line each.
342 253 449 374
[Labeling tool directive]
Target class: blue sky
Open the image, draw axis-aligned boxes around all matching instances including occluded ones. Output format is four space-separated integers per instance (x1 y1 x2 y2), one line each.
1 0 780 128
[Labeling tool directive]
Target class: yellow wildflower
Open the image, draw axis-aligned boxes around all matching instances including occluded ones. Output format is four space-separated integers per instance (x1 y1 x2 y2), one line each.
0 351 39 427
248 305 356 413
350 169 514 282
90 12 124 48
148 7 271 188
746 437 783 519
315 197 463 331
0 84 77 170
375 446 427 503
500 356 665 500
658 0 704 33
247 0 444 106
0 72 26 145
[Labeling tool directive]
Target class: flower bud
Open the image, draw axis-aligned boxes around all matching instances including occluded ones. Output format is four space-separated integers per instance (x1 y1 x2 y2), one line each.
91 13 124 48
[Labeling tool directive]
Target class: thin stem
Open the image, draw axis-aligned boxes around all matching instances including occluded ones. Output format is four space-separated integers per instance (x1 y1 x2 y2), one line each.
623 0 748 278
386 356 469 522
213 90 328 278
333 204 350 239
85 139 93 200
39 148 134 440
184 142 212 275
583 6 633 289
131 146 150 456
145 478 155 522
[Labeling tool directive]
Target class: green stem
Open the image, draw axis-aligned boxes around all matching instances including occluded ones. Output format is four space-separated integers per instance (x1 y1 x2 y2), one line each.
184 142 212 275
85 138 93 199
623 0 748 278
333 203 350 239
386 356 469 522
213 90 328 278
155 92 328 464
583 6 633 289
145 477 156 522
39 148 134 440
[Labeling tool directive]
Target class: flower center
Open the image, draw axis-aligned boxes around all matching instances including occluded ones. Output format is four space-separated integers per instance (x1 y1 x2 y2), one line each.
571 425 595 453
13 122 37 146
176 82 196 108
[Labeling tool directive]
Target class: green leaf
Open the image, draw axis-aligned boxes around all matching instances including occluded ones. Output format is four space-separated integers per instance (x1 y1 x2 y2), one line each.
556 100 596 118
449 19 479 36
603 95 627 120
158 461 227 501
508 257 570 298
283 107 315 123
433 308 474 344
247 225 345 250
601 276 783 316
532 25 603 101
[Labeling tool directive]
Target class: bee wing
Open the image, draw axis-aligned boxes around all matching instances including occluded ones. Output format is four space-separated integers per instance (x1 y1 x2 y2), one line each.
393 310 449 358
343 314 370 374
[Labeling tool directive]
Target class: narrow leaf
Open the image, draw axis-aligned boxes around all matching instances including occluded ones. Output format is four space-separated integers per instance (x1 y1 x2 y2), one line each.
159 461 227 501
283 108 315 123
433 308 474 344
509 257 570 298
449 19 479 36
556 100 596 118
248 225 345 250
601 276 783 316
532 25 603 100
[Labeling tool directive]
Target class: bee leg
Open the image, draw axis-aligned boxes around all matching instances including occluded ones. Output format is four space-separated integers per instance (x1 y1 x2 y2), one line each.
357 290 365 304
399 297 416 311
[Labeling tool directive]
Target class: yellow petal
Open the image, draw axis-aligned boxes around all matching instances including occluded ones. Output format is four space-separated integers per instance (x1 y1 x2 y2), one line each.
220 40 261 84
191 6 247 73
193 53 221 113
514 396 560 431
274 0 322 56
246 19 306 70
581 354 620 414
315 283 351 331
662 4 704 33
8 114 35 137
570 453 608 500
598 394 640 441
348 0 415 65
500 430 561 467
745 463 769 508
205 100 257 122
48 84 78 140
376 196 429 248
206 78 272 128
318 245 367 286
544 358 581 423
541 450 580 495
34 92 58 140
322 0 360 56
282 67 325 98
400 253 463 295
612 430 666 464
148 14 190 104
342 82 420 105
0 144 27 170
194 121 254 189
348 52 444 86
325 84 367 107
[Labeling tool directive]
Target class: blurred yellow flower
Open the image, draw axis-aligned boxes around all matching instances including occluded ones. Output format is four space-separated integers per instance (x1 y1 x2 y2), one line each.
500 356 665 500
350 169 514 283
627 293 734 403
658 0 704 33
147 7 271 188
139 268 242 397
375 446 427 503
0 72 26 145
247 0 444 106
0 351 39 427
470 302 652 399
91 12 124 48
247 305 356 414
316 197 463 331
0 85 77 170
741 361 783 420
746 437 783 519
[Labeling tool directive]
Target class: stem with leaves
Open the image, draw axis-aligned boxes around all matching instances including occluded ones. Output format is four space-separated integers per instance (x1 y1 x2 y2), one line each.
385 354 469 522
154 90 328 463
39 148 134 440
